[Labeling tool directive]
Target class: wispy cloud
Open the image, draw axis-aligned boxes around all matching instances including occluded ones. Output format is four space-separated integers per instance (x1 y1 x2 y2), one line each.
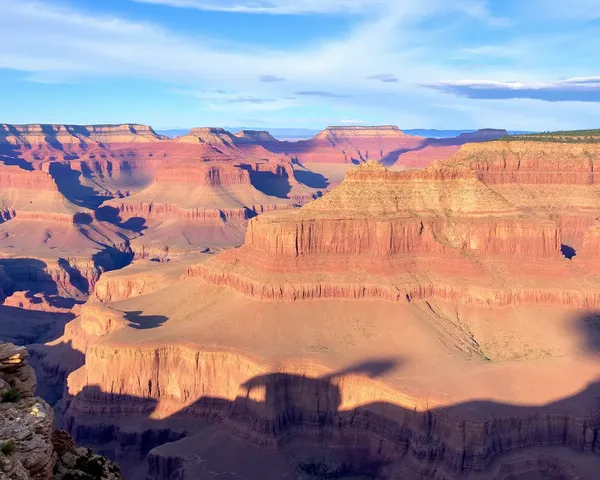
133 0 389 15
173 88 298 111
2 0 600 129
366 73 398 83
259 74 285 82
454 45 523 59
425 77 600 102
295 90 351 98
340 119 366 124
519 0 600 20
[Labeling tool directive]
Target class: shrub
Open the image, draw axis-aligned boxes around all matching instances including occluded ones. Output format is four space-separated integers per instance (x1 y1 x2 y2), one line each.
1 389 21 403
1 440 16 456
74 455 105 479
62 473 95 480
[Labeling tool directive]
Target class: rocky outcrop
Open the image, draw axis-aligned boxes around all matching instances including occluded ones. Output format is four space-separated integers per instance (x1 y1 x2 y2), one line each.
92 255 209 303
0 342 121 480
105 160 298 259
174 127 237 146
234 130 278 143
285 126 423 164
0 250 129 300
451 141 600 185
314 125 407 140
447 141 600 249
189 161 598 306
0 164 80 225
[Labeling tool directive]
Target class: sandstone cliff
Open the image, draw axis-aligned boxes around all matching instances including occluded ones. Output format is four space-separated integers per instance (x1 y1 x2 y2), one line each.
0 123 165 146
188 161 597 307
0 164 81 225
106 161 298 259
61 338 600 480
26 133 600 480
233 130 278 143
447 140 600 249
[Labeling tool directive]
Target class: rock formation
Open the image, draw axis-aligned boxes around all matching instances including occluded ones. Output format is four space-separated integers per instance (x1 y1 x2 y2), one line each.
103 148 320 259
0 342 122 480
191 160 588 306
0 124 165 146
447 140 600 250
0 123 168 198
0 160 132 316
12 129 600 479
31 135 600 479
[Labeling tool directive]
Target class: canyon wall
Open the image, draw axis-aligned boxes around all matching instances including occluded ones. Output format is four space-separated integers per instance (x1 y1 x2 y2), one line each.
189 161 593 307
62 342 600 480
16 132 600 479
0 123 165 146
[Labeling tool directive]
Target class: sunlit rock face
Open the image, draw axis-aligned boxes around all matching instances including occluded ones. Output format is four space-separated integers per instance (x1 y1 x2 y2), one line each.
42 138 600 479
11 132 600 479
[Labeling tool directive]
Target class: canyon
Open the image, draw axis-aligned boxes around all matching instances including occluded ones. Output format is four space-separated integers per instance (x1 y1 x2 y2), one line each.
2 124 600 479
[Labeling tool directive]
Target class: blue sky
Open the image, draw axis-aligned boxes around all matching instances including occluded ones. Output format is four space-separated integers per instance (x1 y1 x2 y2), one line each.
0 0 599 130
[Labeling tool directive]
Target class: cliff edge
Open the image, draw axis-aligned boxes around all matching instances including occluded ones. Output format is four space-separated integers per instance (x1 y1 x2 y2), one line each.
0 342 122 480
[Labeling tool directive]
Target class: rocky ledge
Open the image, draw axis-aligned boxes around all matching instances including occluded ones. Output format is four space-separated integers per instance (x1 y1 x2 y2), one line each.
0 342 122 480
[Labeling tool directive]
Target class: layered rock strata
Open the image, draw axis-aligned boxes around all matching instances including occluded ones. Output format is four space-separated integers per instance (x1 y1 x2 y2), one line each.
0 124 165 146
31 136 600 479
106 161 298 259
448 141 600 249
189 161 595 307
61 337 600 480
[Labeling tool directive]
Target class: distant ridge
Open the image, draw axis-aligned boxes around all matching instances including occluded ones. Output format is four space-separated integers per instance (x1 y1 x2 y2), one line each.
404 129 536 138
156 128 190 138
157 127 537 141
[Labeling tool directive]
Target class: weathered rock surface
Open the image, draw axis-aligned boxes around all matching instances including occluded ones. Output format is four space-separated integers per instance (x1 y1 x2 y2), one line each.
190 160 597 307
106 160 301 260
0 158 135 315
23 133 600 479
0 342 122 480
0 124 165 146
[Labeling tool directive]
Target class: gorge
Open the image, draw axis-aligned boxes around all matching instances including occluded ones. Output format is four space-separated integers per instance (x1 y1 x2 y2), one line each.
1 124 599 479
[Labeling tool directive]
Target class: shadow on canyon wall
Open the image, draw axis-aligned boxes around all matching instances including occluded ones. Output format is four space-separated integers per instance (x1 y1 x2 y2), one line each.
28 308 600 479
379 134 502 168
125 310 169 330
60 358 600 480
238 164 292 199
48 162 112 209
0 257 85 306
0 305 74 346
0 247 133 315
95 205 148 235
293 167 330 189
0 143 34 171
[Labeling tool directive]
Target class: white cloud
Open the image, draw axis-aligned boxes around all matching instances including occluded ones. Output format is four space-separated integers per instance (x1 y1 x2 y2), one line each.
133 0 389 15
0 0 491 89
1 0 598 129
172 89 299 111
425 77 600 102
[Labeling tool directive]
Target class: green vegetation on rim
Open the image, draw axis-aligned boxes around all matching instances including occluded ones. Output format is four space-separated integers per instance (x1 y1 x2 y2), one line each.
1 389 21 403
491 129 600 143
1 440 16 456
